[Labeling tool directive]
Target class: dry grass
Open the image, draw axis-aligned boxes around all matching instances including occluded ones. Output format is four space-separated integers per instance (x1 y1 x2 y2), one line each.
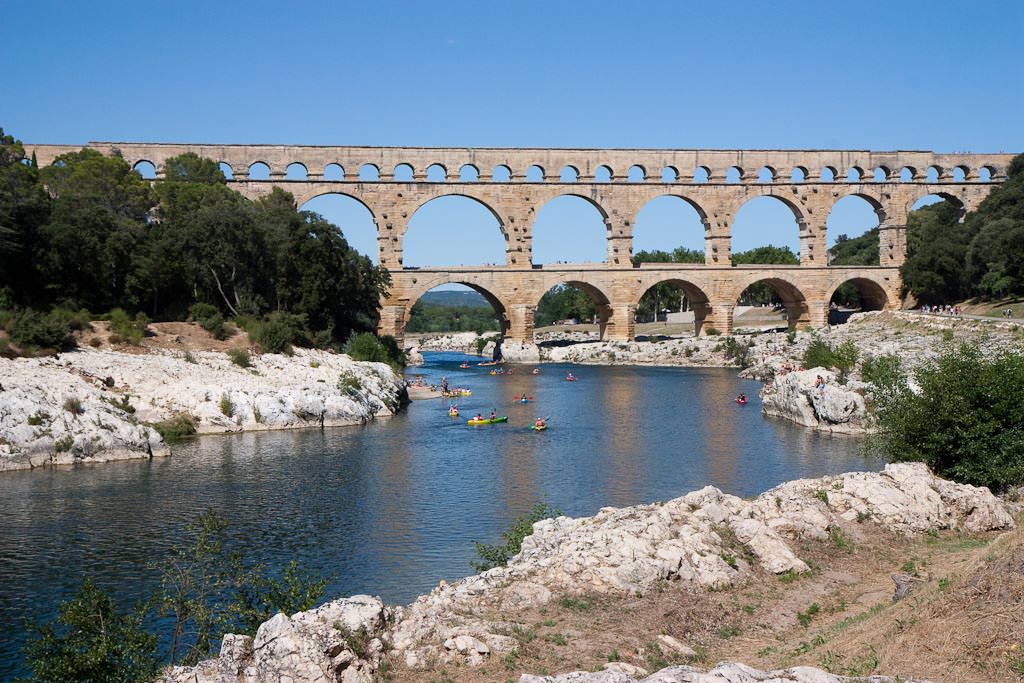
393 517 1023 683
77 321 251 353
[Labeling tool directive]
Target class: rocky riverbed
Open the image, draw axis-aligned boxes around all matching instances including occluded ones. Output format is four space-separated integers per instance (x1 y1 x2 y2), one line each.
0 348 406 471
161 462 1014 683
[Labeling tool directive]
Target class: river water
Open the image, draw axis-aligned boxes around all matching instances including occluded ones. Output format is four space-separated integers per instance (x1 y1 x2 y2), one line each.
0 353 881 678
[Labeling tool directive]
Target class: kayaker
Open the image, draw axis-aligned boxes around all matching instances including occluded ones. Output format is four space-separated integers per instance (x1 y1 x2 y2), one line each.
566 372 576 381
475 413 484 421
737 393 747 403
534 417 546 428
489 410 496 420
441 377 449 392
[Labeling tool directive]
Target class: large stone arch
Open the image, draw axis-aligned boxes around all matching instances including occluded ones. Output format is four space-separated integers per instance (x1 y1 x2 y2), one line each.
403 194 508 268
728 271 811 330
633 275 714 336
532 276 617 341
529 192 612 265
824 274 894 314
907 190 967 220
729 192 807 264
297 191 382 262
401 274 513 338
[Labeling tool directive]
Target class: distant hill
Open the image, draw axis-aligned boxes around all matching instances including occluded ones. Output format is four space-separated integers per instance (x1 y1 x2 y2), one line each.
419 290 491 308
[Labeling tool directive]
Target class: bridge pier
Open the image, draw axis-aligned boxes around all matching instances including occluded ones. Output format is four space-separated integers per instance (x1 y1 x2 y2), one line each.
805 301 829 329
506 304 536 344
603 303 636 341
703 303 734 336
378 304 407 346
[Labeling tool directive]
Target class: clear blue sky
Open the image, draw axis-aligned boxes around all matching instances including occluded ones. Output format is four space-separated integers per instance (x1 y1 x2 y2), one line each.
2 1 1021 273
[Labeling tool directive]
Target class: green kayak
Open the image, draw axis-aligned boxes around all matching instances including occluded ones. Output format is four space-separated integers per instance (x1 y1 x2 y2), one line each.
467 416 508 425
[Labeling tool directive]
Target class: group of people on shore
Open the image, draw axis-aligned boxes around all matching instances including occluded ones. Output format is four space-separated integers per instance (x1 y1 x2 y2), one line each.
921 304 962 316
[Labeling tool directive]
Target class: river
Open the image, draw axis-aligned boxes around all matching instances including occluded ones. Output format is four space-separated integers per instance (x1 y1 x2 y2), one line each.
0 353 881 678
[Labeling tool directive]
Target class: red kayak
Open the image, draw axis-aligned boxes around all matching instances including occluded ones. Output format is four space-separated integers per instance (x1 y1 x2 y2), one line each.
735 397 748 405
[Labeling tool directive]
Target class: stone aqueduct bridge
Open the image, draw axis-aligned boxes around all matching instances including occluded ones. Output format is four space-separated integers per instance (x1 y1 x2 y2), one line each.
26 143 1015 345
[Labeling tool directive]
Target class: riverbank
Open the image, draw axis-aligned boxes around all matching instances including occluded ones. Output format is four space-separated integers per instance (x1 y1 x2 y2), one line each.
0 347 407 471
162 462 1021 683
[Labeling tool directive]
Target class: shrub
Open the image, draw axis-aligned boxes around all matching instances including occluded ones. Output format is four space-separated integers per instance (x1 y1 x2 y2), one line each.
803 337 836 371
227 348 251 368
152 414 198 443
108 308 149 345
860 353 906 405
49 307 93 332
832 340 860 377
722 336 751 367
7 309 76 351
253 312 308 354
189 302 227 340
63 396 84 415
219 394 234 418
875 343 1024 491
344 331 405 369
472 502 561 572
786 328 797 345
338 370 361 393
704 326 721 336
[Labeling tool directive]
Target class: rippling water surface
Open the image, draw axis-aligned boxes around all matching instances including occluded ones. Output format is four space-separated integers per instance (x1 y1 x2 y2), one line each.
0 353 881 678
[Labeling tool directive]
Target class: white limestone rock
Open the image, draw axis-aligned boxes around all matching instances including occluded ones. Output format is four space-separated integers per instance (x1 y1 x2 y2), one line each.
760 368 872 433
520 662 933 682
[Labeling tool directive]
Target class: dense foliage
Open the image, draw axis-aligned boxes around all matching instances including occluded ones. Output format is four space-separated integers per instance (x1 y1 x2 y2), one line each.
901 154 1024 304
472 502 561 572
22 510 329 678
534 284 597 327
733 245 799 305
874 343 1024 492
406 301 499 333
0 130 389 348
343 331 405 369
828 228 880 266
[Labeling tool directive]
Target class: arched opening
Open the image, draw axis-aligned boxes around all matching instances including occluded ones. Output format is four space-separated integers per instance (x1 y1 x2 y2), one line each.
403 195 505 267
406 284 503 335
133 160 156 179
979 166 994 182
873 166 889 182
286 163 307 180
531 195 608 264
426 164 447 182
358 164 380 181
820 166 836 182
324 163 344 181
791 167 807 183
393 163 414 182
534 281 612 342
594 165 612 183
903 194 971 305
899 166 916 182
560 165 579 182
694 166 710 183
952 166 967 182
459 164 479 182
731 196 801 264
218 162 234 180
526 165 544 182
660 166 678 183
845 167 863 182
726 166 743 184
632 195 706 260
912 193 964 214
757 167 775 183
926 166 941 182
635 278 712 337
827 278 889 325
734 278 808 332
628 165 646 183
298 193 379 264
826 195 882 266
249 162 271 180
492 165 511 182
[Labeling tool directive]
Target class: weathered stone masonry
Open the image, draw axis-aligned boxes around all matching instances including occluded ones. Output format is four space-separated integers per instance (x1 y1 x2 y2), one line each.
26 143 1014 344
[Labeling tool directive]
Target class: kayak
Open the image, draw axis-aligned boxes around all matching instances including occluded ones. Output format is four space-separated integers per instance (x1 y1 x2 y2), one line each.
736 398 748 405
531 369 540 375
530 424 547 431
459 363 470 369
467 416 508 425
448 410 459 417
565 377 578 382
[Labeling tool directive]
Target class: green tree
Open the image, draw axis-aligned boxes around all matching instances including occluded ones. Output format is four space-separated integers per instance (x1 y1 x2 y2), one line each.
828 228 880 266
875 343 1024 491
534 284 597 327
900 201 973 305
0 129 50 305
21 578 159 683
161 152 226 184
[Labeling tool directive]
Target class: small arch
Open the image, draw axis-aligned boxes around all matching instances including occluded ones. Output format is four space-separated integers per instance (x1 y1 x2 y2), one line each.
248 162 271 180
218 162 235 180
845 166 863 182
660 166 678 183
594 165 613 183
926 166 941 182
791 167 808 182
559 165 579 182
426 163 447 182
872 166 890 182
133 160 156 179
628 165 646 183
733 277 808 332
757 166 776 183
952 166 967 182
827 277 889 324
899 166 917 182
393 163 414 182
693 166 710 183
531 195 609 265
285 162 308 180
525 164 544 182
358 164 380 181
979 166 993 182
726 166 743 183
323 163 344 181
820 166 837 182
635 278 713 336
459 164 479 182
492 164 512 182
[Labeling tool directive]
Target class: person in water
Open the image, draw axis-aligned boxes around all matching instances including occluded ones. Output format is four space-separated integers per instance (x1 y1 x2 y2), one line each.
566 372 576 380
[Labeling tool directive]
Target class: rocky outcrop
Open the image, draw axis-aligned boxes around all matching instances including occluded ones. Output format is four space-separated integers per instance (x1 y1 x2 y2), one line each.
759 368 872 434
519 662 932 682
165 463 1008 682
0 348 406 471
413 332 482 353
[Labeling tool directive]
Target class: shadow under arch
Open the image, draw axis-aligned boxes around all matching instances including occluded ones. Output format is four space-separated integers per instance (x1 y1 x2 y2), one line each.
405 278 511 340
825 276 890 324
534 278 615 341
634 277 713 336
731 273 810 330
909 191 967 220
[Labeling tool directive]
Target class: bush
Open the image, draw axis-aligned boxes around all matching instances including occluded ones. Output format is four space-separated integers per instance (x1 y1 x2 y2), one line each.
803 337 835 370
344 331 404 369
108 308 149 345
875 343 1024 491
6 309 76 351
861 353 906 405
63 396 84 415
227 348 251 368
704 326 721 336
152 414 198 443
219 394 234 418
832 340 860 377
253 312 308 354
471 502 561 572
189 302 227 340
